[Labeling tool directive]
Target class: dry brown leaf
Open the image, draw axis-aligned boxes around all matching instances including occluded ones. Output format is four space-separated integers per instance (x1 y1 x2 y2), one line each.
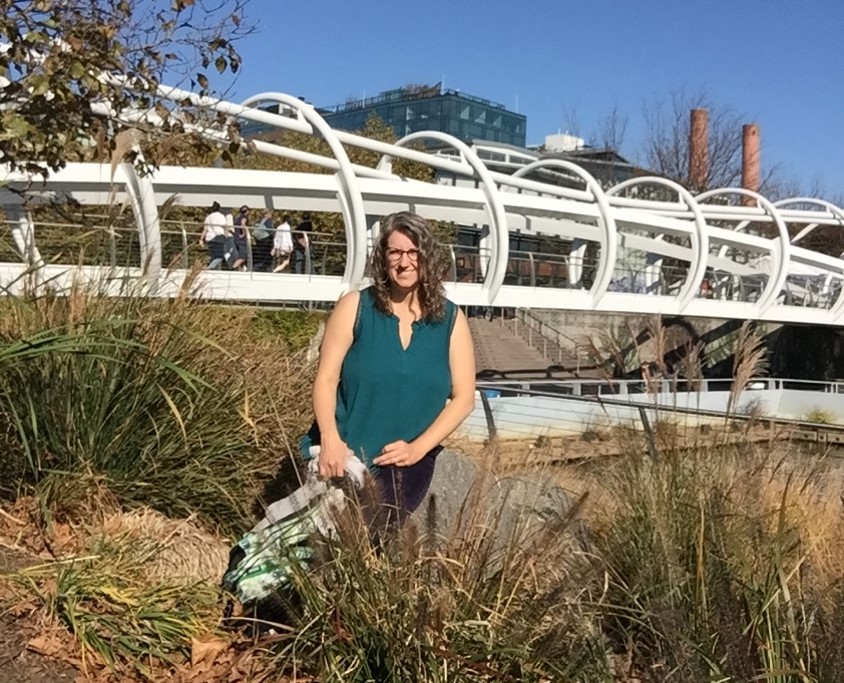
188 633 230 678
50 521 78 554
7 598 38 617
27 631 65 657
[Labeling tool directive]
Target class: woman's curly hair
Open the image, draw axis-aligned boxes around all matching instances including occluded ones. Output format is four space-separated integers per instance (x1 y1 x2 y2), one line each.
370 212 449 321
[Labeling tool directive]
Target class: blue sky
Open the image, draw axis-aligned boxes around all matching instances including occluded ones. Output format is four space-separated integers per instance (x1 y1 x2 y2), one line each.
224 0 843 196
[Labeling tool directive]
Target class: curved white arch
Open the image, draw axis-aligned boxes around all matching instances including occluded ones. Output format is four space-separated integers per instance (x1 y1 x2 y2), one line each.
607 176 709 310
773 197 844 247
771 197 844 318
697 188 791 313
379 131 509 301
510 159 617 304
240 93 368 287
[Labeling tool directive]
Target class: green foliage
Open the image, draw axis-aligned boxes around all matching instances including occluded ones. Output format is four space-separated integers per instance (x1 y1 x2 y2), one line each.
0 0 249 174
804 407 836 424
0 285 315 533
251 309 323 353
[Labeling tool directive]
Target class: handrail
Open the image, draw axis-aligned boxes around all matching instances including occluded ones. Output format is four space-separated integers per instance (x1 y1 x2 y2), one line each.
513 308 576 364
474 379 844 434
478 376 844 393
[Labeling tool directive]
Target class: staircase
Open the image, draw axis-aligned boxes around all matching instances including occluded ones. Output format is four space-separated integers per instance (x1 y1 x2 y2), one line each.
469 318 588 378
469 314 602 379
504 318 582 369
470 317 549 375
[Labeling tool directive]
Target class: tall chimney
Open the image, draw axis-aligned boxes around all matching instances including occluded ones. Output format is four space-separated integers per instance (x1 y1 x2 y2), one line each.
689 108 709 191
741 123 760 206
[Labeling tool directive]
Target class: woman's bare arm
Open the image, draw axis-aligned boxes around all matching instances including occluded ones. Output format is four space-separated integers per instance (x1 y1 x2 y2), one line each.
312 290 359 477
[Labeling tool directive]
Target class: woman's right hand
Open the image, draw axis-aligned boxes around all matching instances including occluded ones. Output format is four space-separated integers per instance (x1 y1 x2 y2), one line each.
318 435 350 478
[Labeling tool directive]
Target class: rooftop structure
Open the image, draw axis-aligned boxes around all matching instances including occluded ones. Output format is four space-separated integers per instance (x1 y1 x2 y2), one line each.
241 83 527 147
320 83 526 147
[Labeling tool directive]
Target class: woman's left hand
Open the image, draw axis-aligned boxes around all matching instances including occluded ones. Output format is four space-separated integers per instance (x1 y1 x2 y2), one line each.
373 440 423 468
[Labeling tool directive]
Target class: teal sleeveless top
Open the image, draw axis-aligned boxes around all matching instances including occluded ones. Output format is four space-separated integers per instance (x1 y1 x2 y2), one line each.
302 287 457 468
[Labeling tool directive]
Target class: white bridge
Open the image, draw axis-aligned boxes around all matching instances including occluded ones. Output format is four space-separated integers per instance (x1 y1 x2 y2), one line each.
2 84 844 326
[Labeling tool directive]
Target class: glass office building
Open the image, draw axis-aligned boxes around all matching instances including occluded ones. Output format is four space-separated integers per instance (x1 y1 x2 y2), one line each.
319 84 526 147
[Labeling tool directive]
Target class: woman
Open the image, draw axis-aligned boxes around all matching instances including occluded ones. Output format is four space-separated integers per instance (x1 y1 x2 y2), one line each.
305 211 476 522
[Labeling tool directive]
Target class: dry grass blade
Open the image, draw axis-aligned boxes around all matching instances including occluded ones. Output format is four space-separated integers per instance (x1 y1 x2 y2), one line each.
727 322 769 416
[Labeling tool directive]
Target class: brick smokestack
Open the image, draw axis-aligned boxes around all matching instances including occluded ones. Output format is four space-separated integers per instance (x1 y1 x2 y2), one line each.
741 123 760 206
689 108 709 191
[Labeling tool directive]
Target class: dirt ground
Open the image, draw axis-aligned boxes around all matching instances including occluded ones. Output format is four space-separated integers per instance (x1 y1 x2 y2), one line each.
0 546 77 683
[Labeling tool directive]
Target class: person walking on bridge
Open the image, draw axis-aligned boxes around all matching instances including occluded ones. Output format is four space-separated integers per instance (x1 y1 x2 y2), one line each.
302 211 476 524
199 201 227 269
272 214 294 272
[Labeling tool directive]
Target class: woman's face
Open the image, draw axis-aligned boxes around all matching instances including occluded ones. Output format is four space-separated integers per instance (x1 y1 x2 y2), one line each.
385 229 420 290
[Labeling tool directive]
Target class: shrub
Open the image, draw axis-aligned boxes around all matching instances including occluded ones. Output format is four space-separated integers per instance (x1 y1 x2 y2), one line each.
0 282 316 533
804 407 836 424
593 441 844 681
249 473 608 682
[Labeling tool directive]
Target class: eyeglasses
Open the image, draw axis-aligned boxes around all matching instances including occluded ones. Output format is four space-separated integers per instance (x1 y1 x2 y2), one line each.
386 248 420 262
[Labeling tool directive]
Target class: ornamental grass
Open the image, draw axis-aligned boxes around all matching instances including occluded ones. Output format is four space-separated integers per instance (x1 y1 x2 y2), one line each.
2 288 844 681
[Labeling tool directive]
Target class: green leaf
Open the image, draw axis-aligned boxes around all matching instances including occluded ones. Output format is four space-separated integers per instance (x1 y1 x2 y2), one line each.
29 75 50 96
0 113 33 140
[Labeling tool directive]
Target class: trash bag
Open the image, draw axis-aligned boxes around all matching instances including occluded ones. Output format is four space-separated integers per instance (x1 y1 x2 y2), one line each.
222 447 366 612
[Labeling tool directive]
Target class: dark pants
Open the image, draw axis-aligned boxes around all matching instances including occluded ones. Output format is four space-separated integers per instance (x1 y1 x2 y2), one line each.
294 248 314 274
253 236 274 271
207 235 226 269
370 446 440 527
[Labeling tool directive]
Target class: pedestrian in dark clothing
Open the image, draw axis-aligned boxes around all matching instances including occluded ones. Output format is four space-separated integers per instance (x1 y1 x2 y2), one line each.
293 213 314 274
252 209 275 271
231 206 250 270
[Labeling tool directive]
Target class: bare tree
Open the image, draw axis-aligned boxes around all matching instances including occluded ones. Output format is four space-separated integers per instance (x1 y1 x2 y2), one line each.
589 103 628 153
642 88 747 190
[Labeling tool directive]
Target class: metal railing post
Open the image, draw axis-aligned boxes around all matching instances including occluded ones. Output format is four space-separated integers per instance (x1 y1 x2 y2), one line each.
528 251 536 287
478 390 497 443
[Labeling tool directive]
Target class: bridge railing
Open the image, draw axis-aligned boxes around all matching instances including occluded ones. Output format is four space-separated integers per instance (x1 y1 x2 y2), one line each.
477 376 844 397
1 74 843 323
4 213 839 314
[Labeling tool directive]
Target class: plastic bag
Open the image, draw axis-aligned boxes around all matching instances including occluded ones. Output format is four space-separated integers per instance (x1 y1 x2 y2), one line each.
222 447 365 607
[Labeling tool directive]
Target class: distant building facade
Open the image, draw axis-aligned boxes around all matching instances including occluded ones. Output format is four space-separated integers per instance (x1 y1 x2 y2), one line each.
319 84 526 147
239 83 527 147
